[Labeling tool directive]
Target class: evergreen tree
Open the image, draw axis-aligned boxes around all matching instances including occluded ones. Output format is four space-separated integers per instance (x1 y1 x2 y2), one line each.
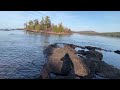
45 16 51 29
24 16 71 33
58 23 64 32
34 19 40 31
40 17 45 30
34 19 39 26
28 20 34 30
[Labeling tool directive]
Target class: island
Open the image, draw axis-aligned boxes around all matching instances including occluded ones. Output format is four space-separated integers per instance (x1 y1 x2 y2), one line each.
24 16 72 35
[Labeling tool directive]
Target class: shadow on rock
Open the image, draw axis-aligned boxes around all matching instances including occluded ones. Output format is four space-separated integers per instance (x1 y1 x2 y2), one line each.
40 44 89 79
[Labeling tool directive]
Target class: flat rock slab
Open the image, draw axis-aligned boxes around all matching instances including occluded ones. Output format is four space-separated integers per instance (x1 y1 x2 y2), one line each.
40 45 89 79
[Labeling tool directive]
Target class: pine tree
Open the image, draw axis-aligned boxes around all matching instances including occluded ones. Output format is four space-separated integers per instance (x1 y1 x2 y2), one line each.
58 23 64 32
45 16 51 29
40 17 45 30
28 20 34 30
34 19 40 31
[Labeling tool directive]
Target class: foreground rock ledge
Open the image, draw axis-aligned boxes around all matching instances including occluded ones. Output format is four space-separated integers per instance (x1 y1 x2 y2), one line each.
40 44 120 79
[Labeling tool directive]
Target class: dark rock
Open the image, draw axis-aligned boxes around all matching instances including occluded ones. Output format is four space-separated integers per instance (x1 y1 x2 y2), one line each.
85 50 103 61
114 50 120 54
77 50 87 55
85 46 96 50
83 59 120 79
85 46 103 51
67 44 76 49
78 50 103 61
76 45 86 49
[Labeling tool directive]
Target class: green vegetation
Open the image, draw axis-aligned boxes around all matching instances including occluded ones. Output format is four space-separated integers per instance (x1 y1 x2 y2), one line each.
24 16 71 34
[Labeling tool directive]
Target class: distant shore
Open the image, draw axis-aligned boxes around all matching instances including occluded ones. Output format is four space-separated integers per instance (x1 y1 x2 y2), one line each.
73 31 120 37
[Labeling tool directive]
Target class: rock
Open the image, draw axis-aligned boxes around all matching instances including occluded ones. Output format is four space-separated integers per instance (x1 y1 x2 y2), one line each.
86 50 103 60
41 44 120 79
64 45 77 54
39 63 51 79
85 46 96 50
78 50 103 61
114 50 120 54
83 59 120 79
85 46 103 51
77 50 87 55
67 44 76 49
40 44 90 79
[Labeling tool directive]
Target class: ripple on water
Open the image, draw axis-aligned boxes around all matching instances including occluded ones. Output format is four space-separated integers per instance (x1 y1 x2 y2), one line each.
0 30 120 78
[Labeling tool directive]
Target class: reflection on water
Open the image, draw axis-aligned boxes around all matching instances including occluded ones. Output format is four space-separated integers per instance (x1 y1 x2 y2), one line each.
0 30 120 79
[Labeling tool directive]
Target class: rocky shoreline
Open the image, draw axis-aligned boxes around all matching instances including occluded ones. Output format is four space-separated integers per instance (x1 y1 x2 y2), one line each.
40 43 120 79
25 30 71 35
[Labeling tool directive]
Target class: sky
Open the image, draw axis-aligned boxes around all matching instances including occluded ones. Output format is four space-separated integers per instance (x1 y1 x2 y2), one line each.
0 11 120 32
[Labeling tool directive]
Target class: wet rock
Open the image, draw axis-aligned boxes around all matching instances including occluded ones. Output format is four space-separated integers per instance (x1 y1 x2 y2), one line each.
85 46 103 51
77 50 87 55
78 50 103 61
67 44 76 49
83 59 120 79
114 50 120 54
85 46 96 50
86 50 103 61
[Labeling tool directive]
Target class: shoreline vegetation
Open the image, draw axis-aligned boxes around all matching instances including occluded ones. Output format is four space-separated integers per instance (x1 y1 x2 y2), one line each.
73 31 120 37
24 16 72 35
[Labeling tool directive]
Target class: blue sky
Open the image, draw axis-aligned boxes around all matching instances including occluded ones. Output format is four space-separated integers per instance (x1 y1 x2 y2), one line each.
0 11 120 32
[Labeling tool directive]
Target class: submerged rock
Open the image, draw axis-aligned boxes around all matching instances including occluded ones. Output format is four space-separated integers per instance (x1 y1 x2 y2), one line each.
114 50 120 54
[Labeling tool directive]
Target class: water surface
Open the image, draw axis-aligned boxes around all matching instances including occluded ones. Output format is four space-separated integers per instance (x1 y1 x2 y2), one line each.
0 30 120 79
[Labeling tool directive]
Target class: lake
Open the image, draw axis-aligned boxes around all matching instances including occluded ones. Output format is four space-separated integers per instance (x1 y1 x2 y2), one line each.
0 30 120 79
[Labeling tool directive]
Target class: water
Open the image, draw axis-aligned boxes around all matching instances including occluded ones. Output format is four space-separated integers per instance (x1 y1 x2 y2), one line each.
0 30 120 79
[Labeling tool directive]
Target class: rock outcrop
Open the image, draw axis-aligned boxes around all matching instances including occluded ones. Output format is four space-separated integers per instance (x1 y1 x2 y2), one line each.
40 43 120 79
40 44 89 79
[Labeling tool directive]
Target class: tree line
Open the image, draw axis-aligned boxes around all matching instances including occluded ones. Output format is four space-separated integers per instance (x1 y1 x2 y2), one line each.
24 16 71 33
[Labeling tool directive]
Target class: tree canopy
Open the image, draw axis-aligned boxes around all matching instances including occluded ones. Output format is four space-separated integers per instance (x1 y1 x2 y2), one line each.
24 16 71 33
